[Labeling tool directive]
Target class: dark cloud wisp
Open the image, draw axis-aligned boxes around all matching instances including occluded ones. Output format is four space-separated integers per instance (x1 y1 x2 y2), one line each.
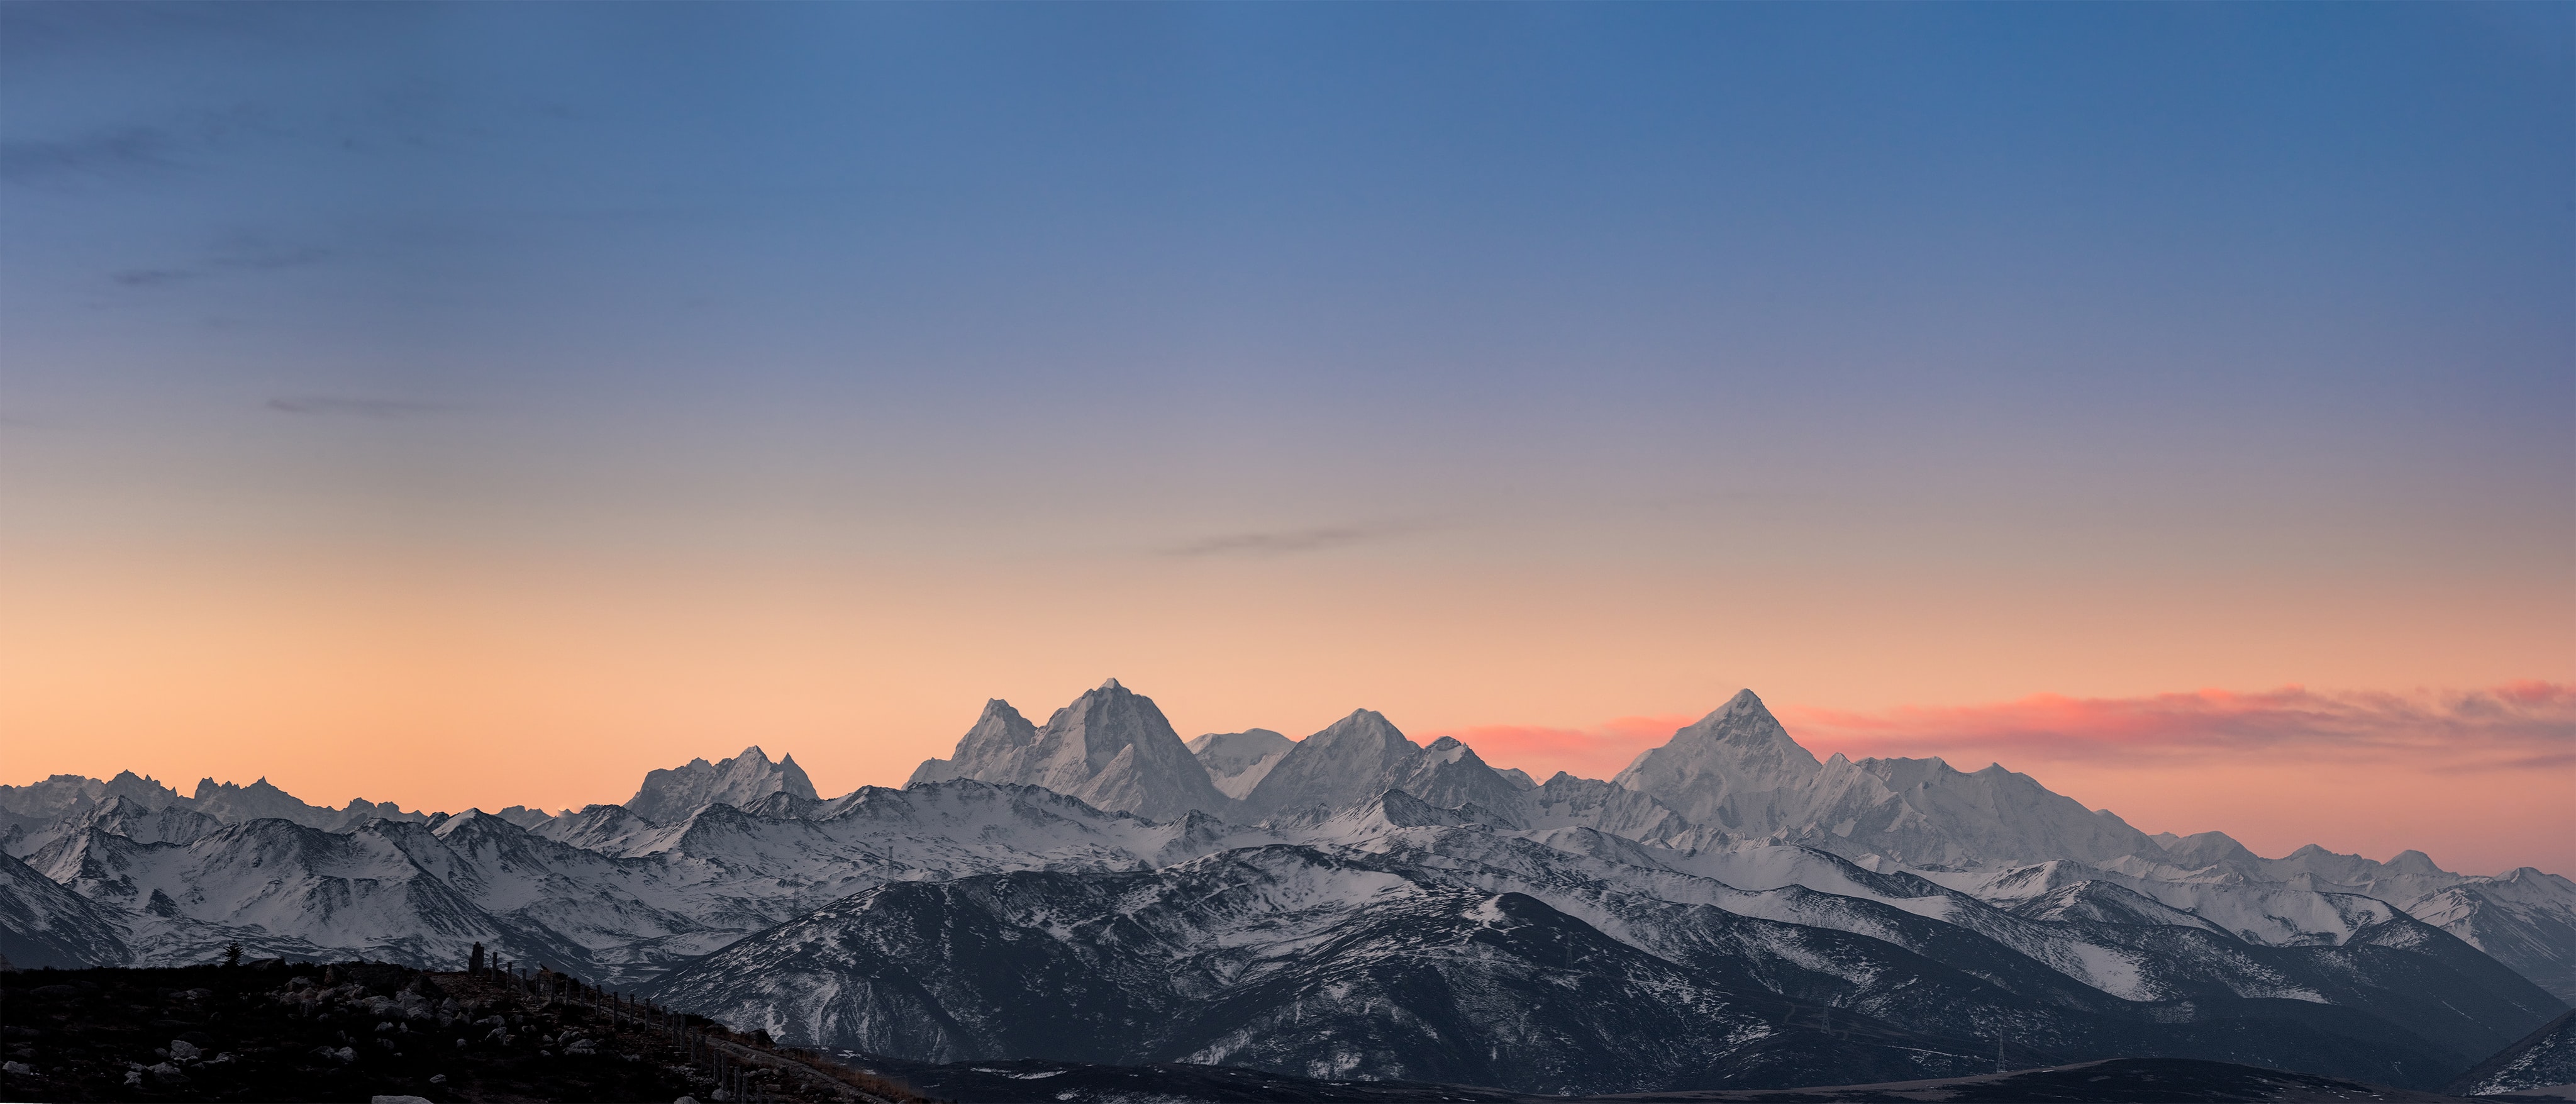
0 127 175 185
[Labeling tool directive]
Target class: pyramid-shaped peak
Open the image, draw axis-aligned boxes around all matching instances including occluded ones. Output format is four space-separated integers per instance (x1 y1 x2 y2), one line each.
1702 688 1780 729
1098 677 1126 691
1311 709 1413 750
1662 689 1810 762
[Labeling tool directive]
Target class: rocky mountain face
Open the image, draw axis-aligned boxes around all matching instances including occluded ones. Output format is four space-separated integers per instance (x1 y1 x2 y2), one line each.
908 681 1230 822
1613 689 1825 832
1236 710 1527 825
627 746 818 825
6 681 2572 1095
2446 1008 2576 1096
1185 728 1292 800
0 849 131 969
0 771 430 858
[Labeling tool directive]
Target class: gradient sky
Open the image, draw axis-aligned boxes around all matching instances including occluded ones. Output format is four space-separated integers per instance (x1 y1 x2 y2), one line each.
4 4 2570 874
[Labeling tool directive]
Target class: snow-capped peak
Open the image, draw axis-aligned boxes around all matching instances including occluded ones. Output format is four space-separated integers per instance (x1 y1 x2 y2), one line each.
625 745 819 825
905 682 1231 822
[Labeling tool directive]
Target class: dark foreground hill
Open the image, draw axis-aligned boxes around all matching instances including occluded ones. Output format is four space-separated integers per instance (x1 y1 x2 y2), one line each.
0 961 923 1103
2 962 2552 1104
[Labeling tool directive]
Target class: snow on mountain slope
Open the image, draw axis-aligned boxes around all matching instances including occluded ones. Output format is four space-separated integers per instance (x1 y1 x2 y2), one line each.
2448 1008 2576 1096
0 849 130 968
526 802 663 852
1322 815 2562 1068
31 820 574 969
1600 692 2167 871
8 679 2571 1095
1238 710 1530 825
1524 772 1701 845
1238 709 1424 817
0 771 185 824
1789 755 2169 870
647 844 1998 1093
625 745 817 824
1187 729 1293 800
2 772 428 856
2402 869 2576 1003
186 778 430 831
1997 879 2238 935
1477 878 2463 1088
8 795 224 864
1613 690 1823 832
910 681 1232 821
2017 840 2576 1002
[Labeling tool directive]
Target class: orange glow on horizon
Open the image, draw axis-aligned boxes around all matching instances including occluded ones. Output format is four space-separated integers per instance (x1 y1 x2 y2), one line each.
4 544 2568 875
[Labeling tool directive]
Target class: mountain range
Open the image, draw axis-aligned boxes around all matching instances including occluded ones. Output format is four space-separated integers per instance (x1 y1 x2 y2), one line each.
4 680 2569 1093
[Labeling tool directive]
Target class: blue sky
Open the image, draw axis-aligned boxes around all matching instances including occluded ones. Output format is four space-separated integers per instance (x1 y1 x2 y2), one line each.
3 3 2572 863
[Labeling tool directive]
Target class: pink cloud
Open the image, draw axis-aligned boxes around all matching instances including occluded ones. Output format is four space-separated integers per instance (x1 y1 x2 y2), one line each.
1423 684 2575 873
1772 683 2576 772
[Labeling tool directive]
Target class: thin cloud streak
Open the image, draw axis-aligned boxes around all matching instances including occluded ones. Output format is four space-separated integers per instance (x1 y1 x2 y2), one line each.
1418 683 2575 783
265 396 464 420
1774 683 2575 772
0 126 175 184
113 240 334 289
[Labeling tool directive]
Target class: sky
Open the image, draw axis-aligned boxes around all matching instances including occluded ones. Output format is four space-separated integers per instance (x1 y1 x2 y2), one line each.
3 3 2570 874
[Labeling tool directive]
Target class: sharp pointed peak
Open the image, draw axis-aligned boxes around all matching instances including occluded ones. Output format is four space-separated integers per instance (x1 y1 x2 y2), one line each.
1097 677 1126 692
1677 688 1795 739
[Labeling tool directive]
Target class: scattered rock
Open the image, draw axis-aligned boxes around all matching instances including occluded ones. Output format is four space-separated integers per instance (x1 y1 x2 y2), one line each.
170 1038 204 1061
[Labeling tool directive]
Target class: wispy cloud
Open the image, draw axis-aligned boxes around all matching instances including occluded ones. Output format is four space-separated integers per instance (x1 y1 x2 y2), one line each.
0 126 175 185
1417 683 2575 783
1773 683 2575 773
266 396 462 420
1166 522 1414 558
112 238 333 289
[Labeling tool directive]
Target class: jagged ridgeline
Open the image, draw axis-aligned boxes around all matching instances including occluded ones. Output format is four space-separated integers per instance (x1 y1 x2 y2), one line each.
4 681 2572 1095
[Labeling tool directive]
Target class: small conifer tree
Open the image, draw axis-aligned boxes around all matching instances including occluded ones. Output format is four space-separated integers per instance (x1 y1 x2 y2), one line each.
223 942 242 968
